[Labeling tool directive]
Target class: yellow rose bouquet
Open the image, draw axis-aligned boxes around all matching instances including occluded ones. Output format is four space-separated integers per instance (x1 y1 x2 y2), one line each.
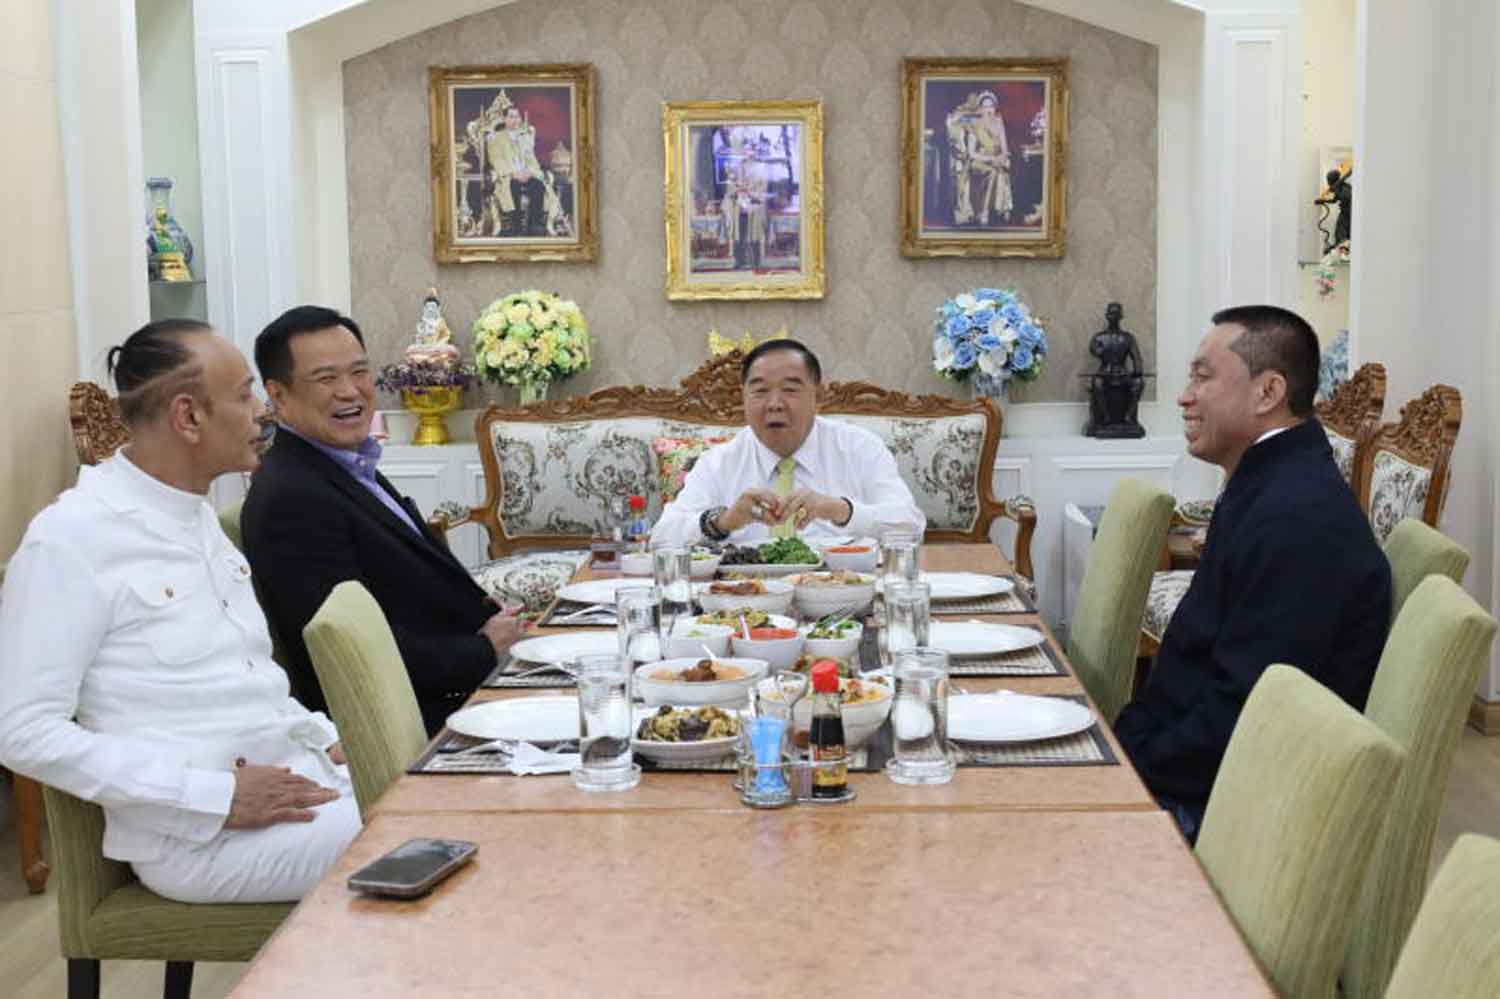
471 291 591 404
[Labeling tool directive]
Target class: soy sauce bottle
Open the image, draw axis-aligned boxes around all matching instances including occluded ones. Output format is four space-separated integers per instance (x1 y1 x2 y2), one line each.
809 660 848 799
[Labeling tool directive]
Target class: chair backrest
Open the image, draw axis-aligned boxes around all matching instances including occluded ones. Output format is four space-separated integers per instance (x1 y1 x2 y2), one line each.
1313 361 1385 492
1195 664 1405 999
69 381 131 467
1340 575 1497 999
1381 517 1470 618
1358 384 1462 546
218 499 245 551
41 785 136 957
1066 478 1174 722
1384 833 1500 999
302 581 429 816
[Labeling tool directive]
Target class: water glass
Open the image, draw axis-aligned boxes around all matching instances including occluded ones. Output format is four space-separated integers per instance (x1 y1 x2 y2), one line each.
882 580 931 662
615 585 663 667
886 647 955 785
651 544 694 635
571 654 641 792
881 531 921 587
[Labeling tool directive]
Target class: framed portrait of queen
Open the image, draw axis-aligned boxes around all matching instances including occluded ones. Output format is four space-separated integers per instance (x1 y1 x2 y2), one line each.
663 99 825 300
901 58 1068 259
428 64 597 263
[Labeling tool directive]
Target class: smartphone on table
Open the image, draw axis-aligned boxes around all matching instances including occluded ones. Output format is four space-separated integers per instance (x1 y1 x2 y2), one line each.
346 838 477 898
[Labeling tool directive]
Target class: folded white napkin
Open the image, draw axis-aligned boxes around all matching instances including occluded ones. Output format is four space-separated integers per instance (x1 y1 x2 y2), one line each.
508 742 581 776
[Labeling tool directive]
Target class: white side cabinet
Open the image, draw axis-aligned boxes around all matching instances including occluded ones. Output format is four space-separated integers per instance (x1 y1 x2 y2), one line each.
378 443 491 568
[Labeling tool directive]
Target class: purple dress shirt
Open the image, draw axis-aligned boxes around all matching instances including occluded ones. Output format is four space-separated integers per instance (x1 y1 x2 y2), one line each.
276 424 422 536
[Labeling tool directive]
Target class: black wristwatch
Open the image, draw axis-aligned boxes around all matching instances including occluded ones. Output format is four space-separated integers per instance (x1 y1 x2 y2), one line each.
700 505 730 541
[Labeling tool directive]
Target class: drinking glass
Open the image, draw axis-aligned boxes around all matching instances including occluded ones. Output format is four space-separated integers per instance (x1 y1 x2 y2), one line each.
882 580 931 663
881 530 921 587
615 585 663 668
650 544 694 636
886 647 955 785
571 653 641 792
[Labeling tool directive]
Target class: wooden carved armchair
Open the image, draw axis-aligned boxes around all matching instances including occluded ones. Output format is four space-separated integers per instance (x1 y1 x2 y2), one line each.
1357 384 1462 546
436 351 1035 580
69 382 131 466
1315 362 1387 496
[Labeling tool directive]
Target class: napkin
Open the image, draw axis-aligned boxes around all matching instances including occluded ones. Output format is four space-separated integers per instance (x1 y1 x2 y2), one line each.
509 741 581 776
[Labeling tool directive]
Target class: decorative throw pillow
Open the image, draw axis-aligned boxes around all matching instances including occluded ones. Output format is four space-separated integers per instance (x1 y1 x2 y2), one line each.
652 435 734 505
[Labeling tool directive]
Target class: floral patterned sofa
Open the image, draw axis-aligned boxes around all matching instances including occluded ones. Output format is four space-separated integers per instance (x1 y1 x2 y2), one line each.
440 352 1035 611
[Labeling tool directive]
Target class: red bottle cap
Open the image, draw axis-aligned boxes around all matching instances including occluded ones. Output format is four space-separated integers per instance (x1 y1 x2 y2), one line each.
810 660 841 693
628 495 646 511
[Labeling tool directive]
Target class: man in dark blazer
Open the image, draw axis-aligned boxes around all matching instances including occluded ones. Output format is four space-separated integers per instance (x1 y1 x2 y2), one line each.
242 306 526 735
1114 305 1391 843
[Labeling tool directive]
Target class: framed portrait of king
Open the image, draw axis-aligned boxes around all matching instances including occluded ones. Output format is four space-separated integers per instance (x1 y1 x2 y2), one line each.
428 64 597 263
901 58 1069 259
663 100 825 300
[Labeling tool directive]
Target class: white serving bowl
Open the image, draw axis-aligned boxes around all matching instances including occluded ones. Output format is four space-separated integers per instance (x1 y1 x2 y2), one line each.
790 572 877 619
730 628 806 670
757 675 893 749
630 705 744 765
696 579 796 616
688 551 724 578
799 620 864 661
618 551 653 576
665 622 734 658
819 544 879 574
634 656 768 707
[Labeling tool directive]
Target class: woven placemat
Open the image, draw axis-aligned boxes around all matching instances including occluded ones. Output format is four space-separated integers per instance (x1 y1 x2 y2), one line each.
538 599 616 628
482 657 576 689
951 696 1116 767
876 576 1036 618
945 641 1066 677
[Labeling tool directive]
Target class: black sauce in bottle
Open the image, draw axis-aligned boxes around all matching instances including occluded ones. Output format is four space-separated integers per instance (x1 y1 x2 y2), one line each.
809 660 848 798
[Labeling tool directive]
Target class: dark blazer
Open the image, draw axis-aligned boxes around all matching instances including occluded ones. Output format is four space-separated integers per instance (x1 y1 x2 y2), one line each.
242 430 495 735
1115 418 1392 812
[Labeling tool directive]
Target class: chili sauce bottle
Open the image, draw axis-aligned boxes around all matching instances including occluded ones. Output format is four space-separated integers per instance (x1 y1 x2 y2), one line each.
809 660 848 799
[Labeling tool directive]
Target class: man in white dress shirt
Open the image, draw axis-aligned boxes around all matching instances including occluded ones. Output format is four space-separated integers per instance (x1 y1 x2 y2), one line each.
0 319 360 904
652 339 925 546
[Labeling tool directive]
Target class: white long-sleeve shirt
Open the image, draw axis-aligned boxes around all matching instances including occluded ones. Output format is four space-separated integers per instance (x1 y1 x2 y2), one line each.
651 417 926 547
0 453 340 863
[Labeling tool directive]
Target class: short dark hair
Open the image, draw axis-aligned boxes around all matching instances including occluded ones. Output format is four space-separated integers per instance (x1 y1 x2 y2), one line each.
105 318 214 425
255 306 365 386
1212 305 1321 417
739 338 822 385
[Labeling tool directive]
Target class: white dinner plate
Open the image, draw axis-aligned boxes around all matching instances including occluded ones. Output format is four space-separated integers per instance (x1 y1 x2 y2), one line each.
556 578 652 606
947 693 1095 743
445 696 580 742
929 620 1045 656
877 572 1015 601
509 631 618 665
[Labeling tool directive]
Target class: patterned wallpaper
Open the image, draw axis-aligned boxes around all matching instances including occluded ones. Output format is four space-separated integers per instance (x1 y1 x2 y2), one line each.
344 0 1157 405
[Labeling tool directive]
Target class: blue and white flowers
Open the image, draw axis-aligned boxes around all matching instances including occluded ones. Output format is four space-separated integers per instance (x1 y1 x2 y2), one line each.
933 288 1047 393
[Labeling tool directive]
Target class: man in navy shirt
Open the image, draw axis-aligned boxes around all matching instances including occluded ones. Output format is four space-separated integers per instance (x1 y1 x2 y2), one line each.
1115 305 1391 841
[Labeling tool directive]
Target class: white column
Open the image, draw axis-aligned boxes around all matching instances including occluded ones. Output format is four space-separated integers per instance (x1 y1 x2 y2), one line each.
53 0 149 379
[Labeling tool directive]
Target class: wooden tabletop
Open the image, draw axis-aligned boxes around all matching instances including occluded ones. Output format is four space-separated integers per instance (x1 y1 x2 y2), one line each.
231 543 1269 996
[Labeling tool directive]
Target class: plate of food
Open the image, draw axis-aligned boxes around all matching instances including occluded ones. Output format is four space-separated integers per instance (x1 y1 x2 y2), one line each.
508 631 618 666
693 609 797 632
800 616 863 659
445 696 580 743
634 656 769 706
946 692 1094 743
715 538 824 577
688 548 724 578
695 578 795 614
631 705 743 764
876 572 1014 601
790 570 877 618
1176 499 1216 526
929 620 1047 657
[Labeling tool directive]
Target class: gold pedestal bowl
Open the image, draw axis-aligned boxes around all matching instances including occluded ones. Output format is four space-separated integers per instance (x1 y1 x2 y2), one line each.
401 386 463 446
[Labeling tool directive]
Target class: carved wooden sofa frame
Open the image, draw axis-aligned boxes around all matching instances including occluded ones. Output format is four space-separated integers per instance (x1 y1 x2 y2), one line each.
436 352 1035 578
1316 361 1388 504
1355 383 1462 544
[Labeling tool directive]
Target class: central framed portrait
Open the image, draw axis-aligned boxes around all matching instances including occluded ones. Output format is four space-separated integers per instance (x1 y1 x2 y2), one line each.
901 58 1069 259
428 64 597 263
663 100 825 300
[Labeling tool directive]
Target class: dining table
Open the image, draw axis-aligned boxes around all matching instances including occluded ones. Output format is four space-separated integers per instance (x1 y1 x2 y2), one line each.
230 542 1273 997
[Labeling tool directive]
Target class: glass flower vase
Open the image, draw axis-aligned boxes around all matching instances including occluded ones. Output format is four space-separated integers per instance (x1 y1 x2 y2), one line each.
517 379 550 406
971 372 1010 405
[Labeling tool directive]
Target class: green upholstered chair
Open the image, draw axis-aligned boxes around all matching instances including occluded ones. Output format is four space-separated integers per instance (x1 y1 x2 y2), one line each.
43 785 290 999
1066 478 1175 721
302 581 429 816
1340 575 1497 999
1384 833 1500 999
1382 516 1470 618
216 500 244 551
1194 664 1405 999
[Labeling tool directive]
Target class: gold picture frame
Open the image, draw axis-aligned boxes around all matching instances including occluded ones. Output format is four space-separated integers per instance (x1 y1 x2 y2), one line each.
663 100 825 300
901 58 1068 259
428 64 597 263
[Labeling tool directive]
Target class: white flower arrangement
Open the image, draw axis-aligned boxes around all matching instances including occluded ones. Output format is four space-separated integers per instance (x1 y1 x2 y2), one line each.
471 291 591 389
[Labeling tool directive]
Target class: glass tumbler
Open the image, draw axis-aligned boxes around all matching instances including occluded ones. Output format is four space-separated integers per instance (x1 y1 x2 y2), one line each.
651 544 694 636
886 647 955 785
615 585 663 668
882 580 932 663
881 530 921 587
571 653 641 792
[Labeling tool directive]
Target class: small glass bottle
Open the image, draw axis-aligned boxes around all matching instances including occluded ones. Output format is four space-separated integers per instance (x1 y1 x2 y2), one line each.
808 659 848 799
626 494 651 547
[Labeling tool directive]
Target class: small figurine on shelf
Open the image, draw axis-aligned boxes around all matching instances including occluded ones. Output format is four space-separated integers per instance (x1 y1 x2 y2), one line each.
1082 303 1152 439
144 177 194 282
376 288 476 446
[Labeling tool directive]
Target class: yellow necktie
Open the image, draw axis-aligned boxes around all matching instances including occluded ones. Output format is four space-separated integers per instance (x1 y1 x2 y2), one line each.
772 457 796 539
